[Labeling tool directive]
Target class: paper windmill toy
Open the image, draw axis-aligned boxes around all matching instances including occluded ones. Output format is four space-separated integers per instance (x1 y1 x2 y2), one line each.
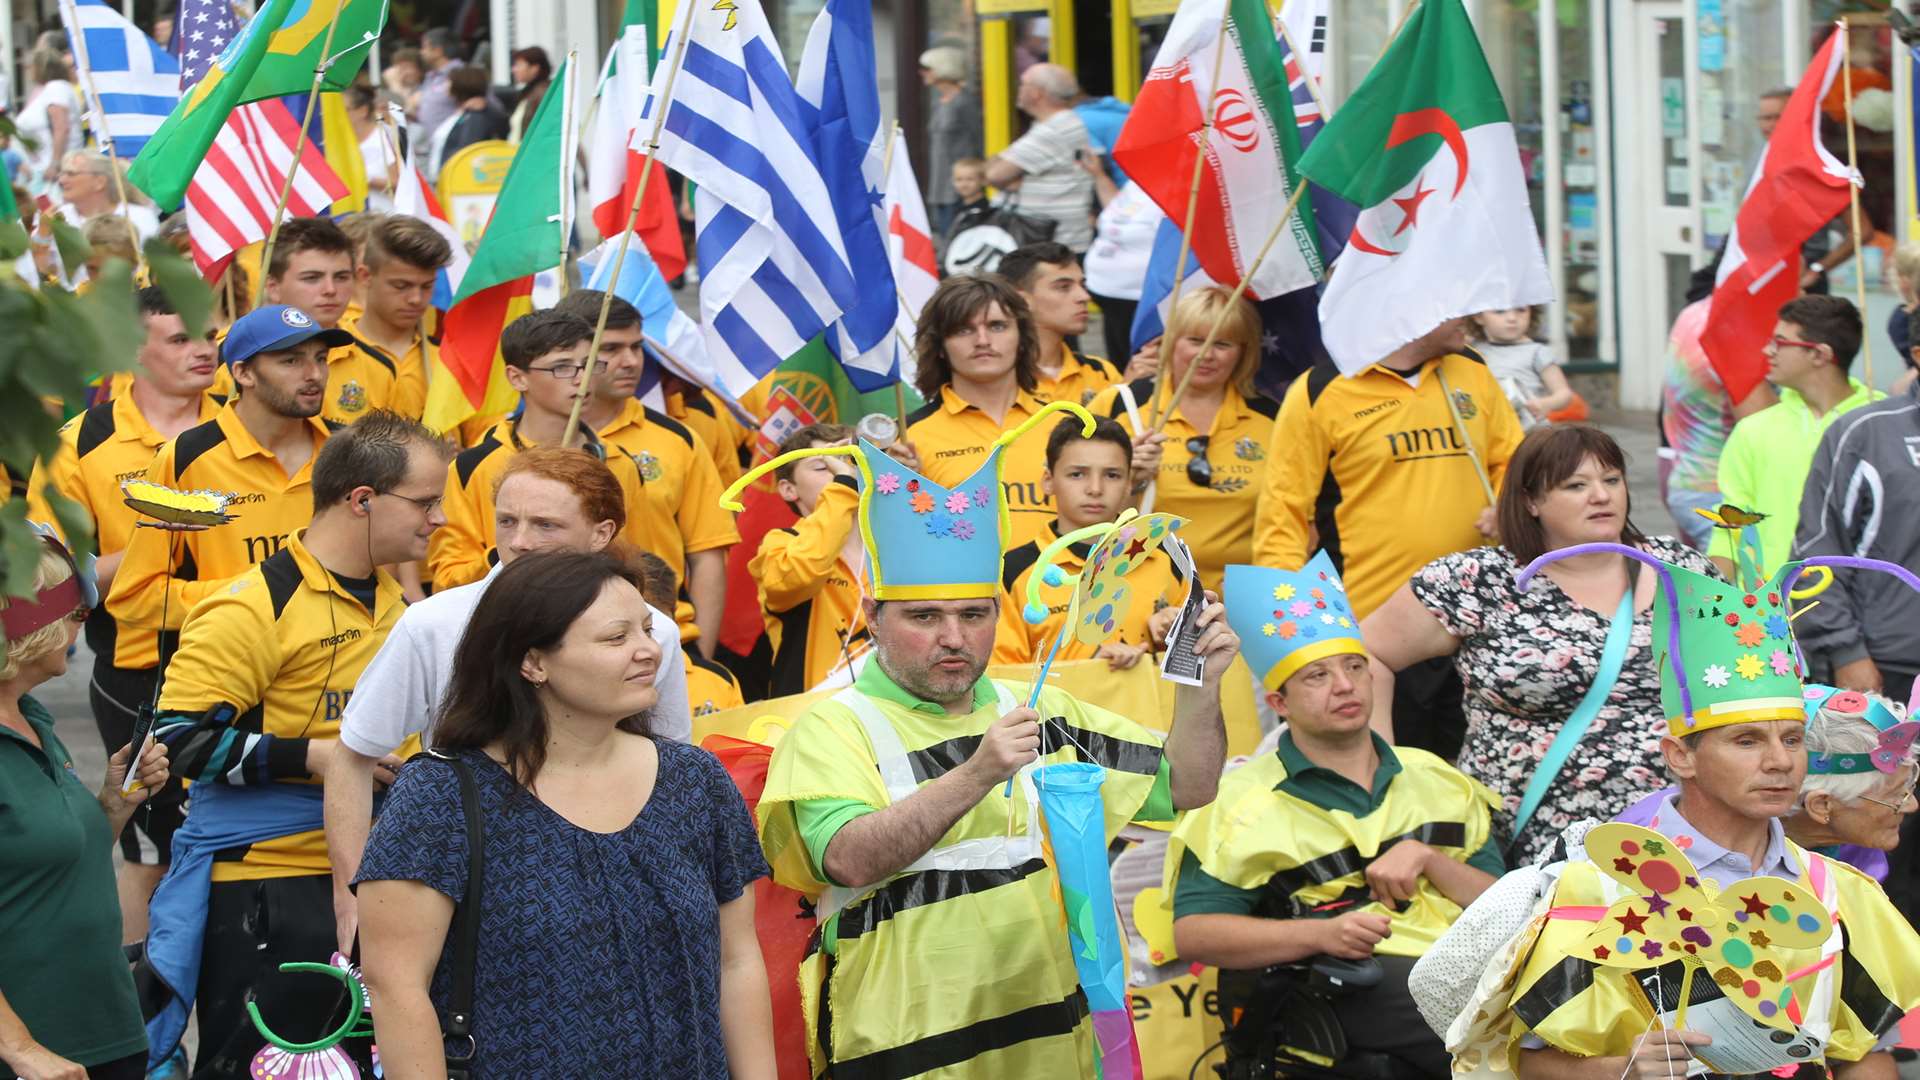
1025 509 1186 647
121 479 238 526
1578 823 1831 1030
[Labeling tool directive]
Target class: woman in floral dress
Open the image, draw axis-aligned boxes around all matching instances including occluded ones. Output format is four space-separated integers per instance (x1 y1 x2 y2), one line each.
1361 425 1721 863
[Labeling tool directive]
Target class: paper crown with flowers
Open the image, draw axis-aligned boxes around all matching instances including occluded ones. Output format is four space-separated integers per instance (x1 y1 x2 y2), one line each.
1516 545 1920 737
1800 683 1920 775
1223 552 1365 692
720 400 1096 600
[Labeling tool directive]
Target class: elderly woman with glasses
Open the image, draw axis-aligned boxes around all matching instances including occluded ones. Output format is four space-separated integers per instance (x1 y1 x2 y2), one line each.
0 536 169 1080
52 151 160 243
1785 687 1919 872
1090 285 1273 593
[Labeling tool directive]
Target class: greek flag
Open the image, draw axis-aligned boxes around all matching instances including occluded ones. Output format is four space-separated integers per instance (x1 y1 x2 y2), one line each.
647 0 856 399
795 0 900 389
58 0 181 159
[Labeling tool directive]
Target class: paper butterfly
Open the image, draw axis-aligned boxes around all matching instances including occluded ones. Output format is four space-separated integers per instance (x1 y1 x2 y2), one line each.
1071 510 1183 645
121 479 237 526
1579 823 1831 1031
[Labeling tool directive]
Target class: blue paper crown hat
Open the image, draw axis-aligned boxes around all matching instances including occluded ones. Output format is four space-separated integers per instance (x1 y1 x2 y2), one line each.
721 400 1097 600
1223 552 1366 691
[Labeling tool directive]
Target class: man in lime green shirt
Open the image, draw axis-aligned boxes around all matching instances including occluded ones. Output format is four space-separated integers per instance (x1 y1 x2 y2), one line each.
1710 295 1881 576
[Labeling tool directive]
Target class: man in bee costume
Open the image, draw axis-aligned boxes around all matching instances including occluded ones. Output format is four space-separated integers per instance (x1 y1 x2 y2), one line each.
1478 543 1920 1080
738 400 1238 1078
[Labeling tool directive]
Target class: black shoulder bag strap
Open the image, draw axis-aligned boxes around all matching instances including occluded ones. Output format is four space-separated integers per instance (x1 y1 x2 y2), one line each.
428 748 484 1079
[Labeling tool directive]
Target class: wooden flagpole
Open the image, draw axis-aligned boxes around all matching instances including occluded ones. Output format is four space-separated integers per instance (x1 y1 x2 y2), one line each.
561 0 699 448
879 121 910 426
253 0 351 306
1145 4 1233 431
1842 18 1873 389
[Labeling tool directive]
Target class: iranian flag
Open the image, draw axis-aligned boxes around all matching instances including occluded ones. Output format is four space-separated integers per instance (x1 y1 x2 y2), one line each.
1111 0 1323 300
585 0 687 280
1300 0 1551 374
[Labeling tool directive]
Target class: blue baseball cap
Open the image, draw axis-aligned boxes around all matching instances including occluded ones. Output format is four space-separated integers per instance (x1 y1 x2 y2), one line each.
220 305 354 367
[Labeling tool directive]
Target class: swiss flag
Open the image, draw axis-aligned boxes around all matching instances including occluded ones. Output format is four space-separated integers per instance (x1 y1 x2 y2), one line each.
1700 27 1857 403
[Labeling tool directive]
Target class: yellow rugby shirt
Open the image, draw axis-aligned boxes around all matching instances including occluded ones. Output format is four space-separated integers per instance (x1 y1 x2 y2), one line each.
903 386 1059 549
156 530 403 881
593 398 740 585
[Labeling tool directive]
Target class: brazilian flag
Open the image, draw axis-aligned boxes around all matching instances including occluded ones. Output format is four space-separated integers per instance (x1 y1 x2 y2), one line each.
128 0 386 212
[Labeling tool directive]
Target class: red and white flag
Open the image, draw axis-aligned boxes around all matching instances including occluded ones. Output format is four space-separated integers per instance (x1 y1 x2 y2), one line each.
185 100 347 279
393 155 470 302
586 20 687 281
1701 25 1856 402
882 134 937 383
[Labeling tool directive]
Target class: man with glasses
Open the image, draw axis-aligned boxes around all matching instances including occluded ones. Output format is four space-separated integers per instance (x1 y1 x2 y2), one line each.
1711 296 1881 584
143 411 452 1077
53 149 160 240
552 290 737 655
428 310 673 594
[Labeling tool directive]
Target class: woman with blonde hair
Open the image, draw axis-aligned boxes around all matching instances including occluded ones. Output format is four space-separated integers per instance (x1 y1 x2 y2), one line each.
1088 285 1274 591
16 48 80 192
0 534 169 1080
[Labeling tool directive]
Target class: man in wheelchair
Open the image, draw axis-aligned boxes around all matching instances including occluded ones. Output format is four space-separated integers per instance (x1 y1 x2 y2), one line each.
1165 555 1504 1080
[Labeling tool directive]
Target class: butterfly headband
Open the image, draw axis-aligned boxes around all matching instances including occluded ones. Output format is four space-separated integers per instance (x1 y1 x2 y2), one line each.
1803 686 1920 775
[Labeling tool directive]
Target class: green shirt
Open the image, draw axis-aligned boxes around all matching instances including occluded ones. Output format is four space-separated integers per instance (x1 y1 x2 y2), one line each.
1710 379 1882 570
1174 731 1504 918
0 696 147 1067
796 661 1175 884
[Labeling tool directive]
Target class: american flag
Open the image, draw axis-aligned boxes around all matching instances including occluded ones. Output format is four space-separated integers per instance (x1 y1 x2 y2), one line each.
171 0 238 87
173 0 345 279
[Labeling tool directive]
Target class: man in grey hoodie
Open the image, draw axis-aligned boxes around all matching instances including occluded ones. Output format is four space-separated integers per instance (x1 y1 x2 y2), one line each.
1791 381 1920 702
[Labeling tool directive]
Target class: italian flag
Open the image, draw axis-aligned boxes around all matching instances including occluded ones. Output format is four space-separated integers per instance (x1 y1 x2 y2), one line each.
1300 0 1551 374
1111 0 1323 300
585 0 687 280
427 57 577 435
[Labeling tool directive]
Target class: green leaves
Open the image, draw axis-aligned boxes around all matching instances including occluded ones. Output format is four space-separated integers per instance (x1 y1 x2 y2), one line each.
145 239 214 339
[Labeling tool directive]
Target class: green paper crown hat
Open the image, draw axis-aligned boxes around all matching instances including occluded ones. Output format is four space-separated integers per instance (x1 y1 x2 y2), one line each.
1517 545 1920 737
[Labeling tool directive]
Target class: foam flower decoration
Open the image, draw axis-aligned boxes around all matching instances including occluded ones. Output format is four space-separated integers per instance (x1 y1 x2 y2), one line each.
972 487 991 507
1704 664 1731 688
952 520 975 541
910 491 935 514
1274 584 1295 601
1289 600 1312 617
1770 650 1795 677
1277 621 1298 639
121 479 237 526
1765 614 1790 639
926 511 953 536
945 490 972 515
876 473 900 495
1262 623 1277 637
1573 823 1831 1031
1736 621 1766 648
1736 653 1766 681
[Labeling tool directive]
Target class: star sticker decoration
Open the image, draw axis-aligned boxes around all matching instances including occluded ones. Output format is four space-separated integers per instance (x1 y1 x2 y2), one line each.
1593 946 1611 960
1616 908 1649 934
1391 177 1436 236
1749 930 1771 947
1640 940 1664 958
1614 857 1636 873
1741 893 1771 916
1127 538 1148 556
1676 907 1692 921
1644 894 1672 915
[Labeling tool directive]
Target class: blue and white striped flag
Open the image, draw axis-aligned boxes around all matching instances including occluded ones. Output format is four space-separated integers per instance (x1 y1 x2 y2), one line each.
645 0 857 399
794 0 901 390
58 0 181 159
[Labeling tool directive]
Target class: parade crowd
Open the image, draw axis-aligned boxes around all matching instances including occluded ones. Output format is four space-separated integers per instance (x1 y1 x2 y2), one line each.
6 16 1920 1080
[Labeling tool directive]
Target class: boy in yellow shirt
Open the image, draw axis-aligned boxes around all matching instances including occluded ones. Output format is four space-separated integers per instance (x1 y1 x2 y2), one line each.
749 423 867 696
995 416 1185 668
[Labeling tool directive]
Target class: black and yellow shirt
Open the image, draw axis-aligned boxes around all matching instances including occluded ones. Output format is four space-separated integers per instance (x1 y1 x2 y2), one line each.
33 389 222 660
593 398 741 584
1089 378 1277 593
155 531 404 881
685 651 745 717
104 406 334 670
1253 353 1523 619
1167 731 1503 959
1033 345 1121 408
750 476 866 696
664 387 744 489
994 517 1185 664
904 385 1058 549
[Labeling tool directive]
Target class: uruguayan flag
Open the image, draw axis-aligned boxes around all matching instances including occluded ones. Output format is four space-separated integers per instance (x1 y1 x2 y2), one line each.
794 0 900 390
646 0 856 399
59 0 181 159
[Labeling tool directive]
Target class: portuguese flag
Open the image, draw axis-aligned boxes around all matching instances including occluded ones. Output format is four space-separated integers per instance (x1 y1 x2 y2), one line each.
427 57 576 435
1299 0 1551 374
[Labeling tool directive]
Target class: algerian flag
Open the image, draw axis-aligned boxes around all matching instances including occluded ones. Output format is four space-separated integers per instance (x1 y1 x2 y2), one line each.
1300 0 1551 374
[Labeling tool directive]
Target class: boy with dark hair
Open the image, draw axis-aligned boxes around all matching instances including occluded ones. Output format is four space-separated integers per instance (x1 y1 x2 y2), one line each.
999 241 1120 406
994 416 1184 668
427 311 667 596
550 288 737 654
1712 294 1881 579
750 422 867 695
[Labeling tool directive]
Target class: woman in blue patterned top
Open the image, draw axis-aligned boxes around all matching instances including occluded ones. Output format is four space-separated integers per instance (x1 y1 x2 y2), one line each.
356 551 775 1078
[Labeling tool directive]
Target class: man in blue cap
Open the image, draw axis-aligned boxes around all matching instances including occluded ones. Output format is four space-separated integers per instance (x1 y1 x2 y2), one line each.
105 305 352 711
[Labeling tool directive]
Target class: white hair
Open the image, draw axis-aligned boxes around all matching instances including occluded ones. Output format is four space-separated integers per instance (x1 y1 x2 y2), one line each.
1023 63 1080 104
1801 692 1912 806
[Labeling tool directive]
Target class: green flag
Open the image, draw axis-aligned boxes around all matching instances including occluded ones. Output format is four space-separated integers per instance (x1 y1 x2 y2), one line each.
127 0 387 212
751 337 922 460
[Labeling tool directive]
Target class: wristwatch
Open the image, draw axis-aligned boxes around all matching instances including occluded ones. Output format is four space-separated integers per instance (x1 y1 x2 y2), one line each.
1810 261 1826 275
